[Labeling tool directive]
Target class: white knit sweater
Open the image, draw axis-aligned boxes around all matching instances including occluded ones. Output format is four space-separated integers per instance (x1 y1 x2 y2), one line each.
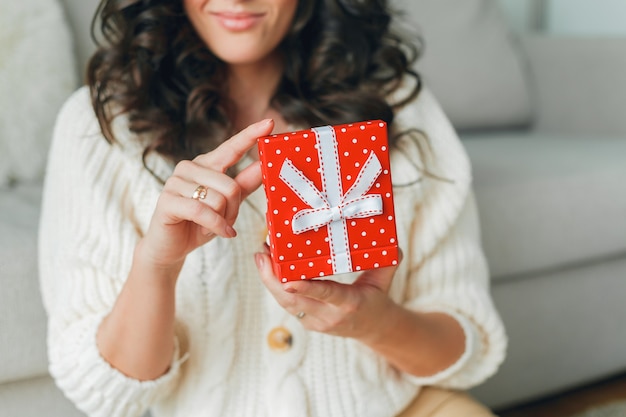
39 86 507 417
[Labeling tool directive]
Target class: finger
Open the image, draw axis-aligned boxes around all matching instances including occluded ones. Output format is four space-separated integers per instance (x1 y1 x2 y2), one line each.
255 252 297 305
235 161 263 200
172 161 243 224
160 192 235 238
195 119 274 172
282 279 351 306
355 249 404 293
166 176 229 217
254 251 324 311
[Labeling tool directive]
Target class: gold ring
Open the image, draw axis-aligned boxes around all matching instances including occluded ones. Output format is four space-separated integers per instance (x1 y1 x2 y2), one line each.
192 185 208 200
296 311 305 319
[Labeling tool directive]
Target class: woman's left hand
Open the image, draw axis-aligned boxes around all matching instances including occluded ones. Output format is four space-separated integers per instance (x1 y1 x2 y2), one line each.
255 247 402 343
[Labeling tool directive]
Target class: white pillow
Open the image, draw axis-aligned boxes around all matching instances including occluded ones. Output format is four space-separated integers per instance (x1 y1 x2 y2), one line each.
0 0 77 186
393 0 532 131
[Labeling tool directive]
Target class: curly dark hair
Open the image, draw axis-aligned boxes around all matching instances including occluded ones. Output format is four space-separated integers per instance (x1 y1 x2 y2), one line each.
87 0 421 167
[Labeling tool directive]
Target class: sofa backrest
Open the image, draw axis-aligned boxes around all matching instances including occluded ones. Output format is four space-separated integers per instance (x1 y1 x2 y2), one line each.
393 0 533 131
0 0 77 187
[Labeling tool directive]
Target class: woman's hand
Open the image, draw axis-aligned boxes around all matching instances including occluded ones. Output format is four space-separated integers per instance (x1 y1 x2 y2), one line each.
255 248 467 377
138 119 274 273
255 246 401 344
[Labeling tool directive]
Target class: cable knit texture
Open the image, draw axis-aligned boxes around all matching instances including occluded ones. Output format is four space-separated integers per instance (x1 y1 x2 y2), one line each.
39 85 507 417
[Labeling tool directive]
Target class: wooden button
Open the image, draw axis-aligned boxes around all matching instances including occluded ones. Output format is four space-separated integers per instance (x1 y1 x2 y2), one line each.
267 326 293 352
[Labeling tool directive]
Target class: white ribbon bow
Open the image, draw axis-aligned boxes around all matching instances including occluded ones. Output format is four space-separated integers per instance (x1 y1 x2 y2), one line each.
279 152 384 234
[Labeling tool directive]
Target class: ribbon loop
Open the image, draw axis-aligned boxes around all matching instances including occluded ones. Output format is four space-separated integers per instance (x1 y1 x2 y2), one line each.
280 156 383 235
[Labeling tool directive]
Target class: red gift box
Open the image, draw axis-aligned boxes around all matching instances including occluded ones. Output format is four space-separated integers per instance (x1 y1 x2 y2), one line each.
257 120 399 282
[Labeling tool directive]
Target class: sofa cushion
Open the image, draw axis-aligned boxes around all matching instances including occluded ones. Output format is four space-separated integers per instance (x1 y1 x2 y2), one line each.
0 0 77 186
462 132 626 280
0 184 49 384
393 0 532 131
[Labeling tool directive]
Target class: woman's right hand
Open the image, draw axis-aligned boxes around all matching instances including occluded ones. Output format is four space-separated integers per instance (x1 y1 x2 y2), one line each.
136 119 274 273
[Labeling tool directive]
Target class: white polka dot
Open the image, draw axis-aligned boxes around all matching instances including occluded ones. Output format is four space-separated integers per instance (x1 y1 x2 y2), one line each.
382 250 388 256
306 157 312 162
320 272 325 277
314 144 319 150
290 265 296 270
351 221 357 227
364 253 370 259
306 240 311 245
327 259 332 264
380 228 385 234
279 255 285 261
361 231 367 237
282 278 288 283
352 138 358 144
282 197 287 202
324 237 329 243
308 262 314 267
301 275 307 279
392 260 398 265
372 241 377 246
353 243 359 249
295 147 301 152
298 253 303 258
270 186 276 191
276 149 282 155
375 183 381 188
388 215 393 221
347 175 352 181
314 227 319 232
355 162 360 168
386 193 391 198
363 149 368 154
264 138 270 143
379 122 385 127
303 133 309 138
276 232 282 238
284 220 290 225
344 152 350 157
316 249 322 255
369 218 375 224
293 207 298 212
284 136 289 140
384 170 389 175
371 135 377 141
287 243 293 248
381 146 387 151
341 128 347 133
360 125 366 130
374 263 380 268
356 266 362 271
273 209 279 215
390 238 396 243
317 168 322 173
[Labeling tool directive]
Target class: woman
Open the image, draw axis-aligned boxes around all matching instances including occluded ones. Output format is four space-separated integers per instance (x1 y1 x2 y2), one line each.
39 0 507 416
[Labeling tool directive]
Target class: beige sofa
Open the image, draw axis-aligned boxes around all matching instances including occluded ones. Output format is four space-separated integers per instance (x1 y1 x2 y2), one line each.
1 0 625 416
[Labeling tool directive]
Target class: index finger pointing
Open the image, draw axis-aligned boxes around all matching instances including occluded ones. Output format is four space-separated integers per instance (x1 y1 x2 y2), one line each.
194 119 274 172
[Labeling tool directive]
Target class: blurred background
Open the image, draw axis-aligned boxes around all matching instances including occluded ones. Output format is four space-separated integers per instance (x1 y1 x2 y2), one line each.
1 1 625 416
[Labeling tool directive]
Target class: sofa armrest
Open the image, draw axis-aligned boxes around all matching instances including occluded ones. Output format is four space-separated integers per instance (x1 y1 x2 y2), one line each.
521 35 626 136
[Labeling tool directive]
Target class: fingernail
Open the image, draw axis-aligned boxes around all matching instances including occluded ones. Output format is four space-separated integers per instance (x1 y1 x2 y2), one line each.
284 286 297 294
226 225 237 238
261 118 273 126
255 253 265 269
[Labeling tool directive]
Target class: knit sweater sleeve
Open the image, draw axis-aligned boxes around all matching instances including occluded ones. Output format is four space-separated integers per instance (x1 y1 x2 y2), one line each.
391 87 507 389
38 87 185 417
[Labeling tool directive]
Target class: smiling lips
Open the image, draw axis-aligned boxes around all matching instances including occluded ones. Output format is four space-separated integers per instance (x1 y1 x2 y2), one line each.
211 11 266 31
